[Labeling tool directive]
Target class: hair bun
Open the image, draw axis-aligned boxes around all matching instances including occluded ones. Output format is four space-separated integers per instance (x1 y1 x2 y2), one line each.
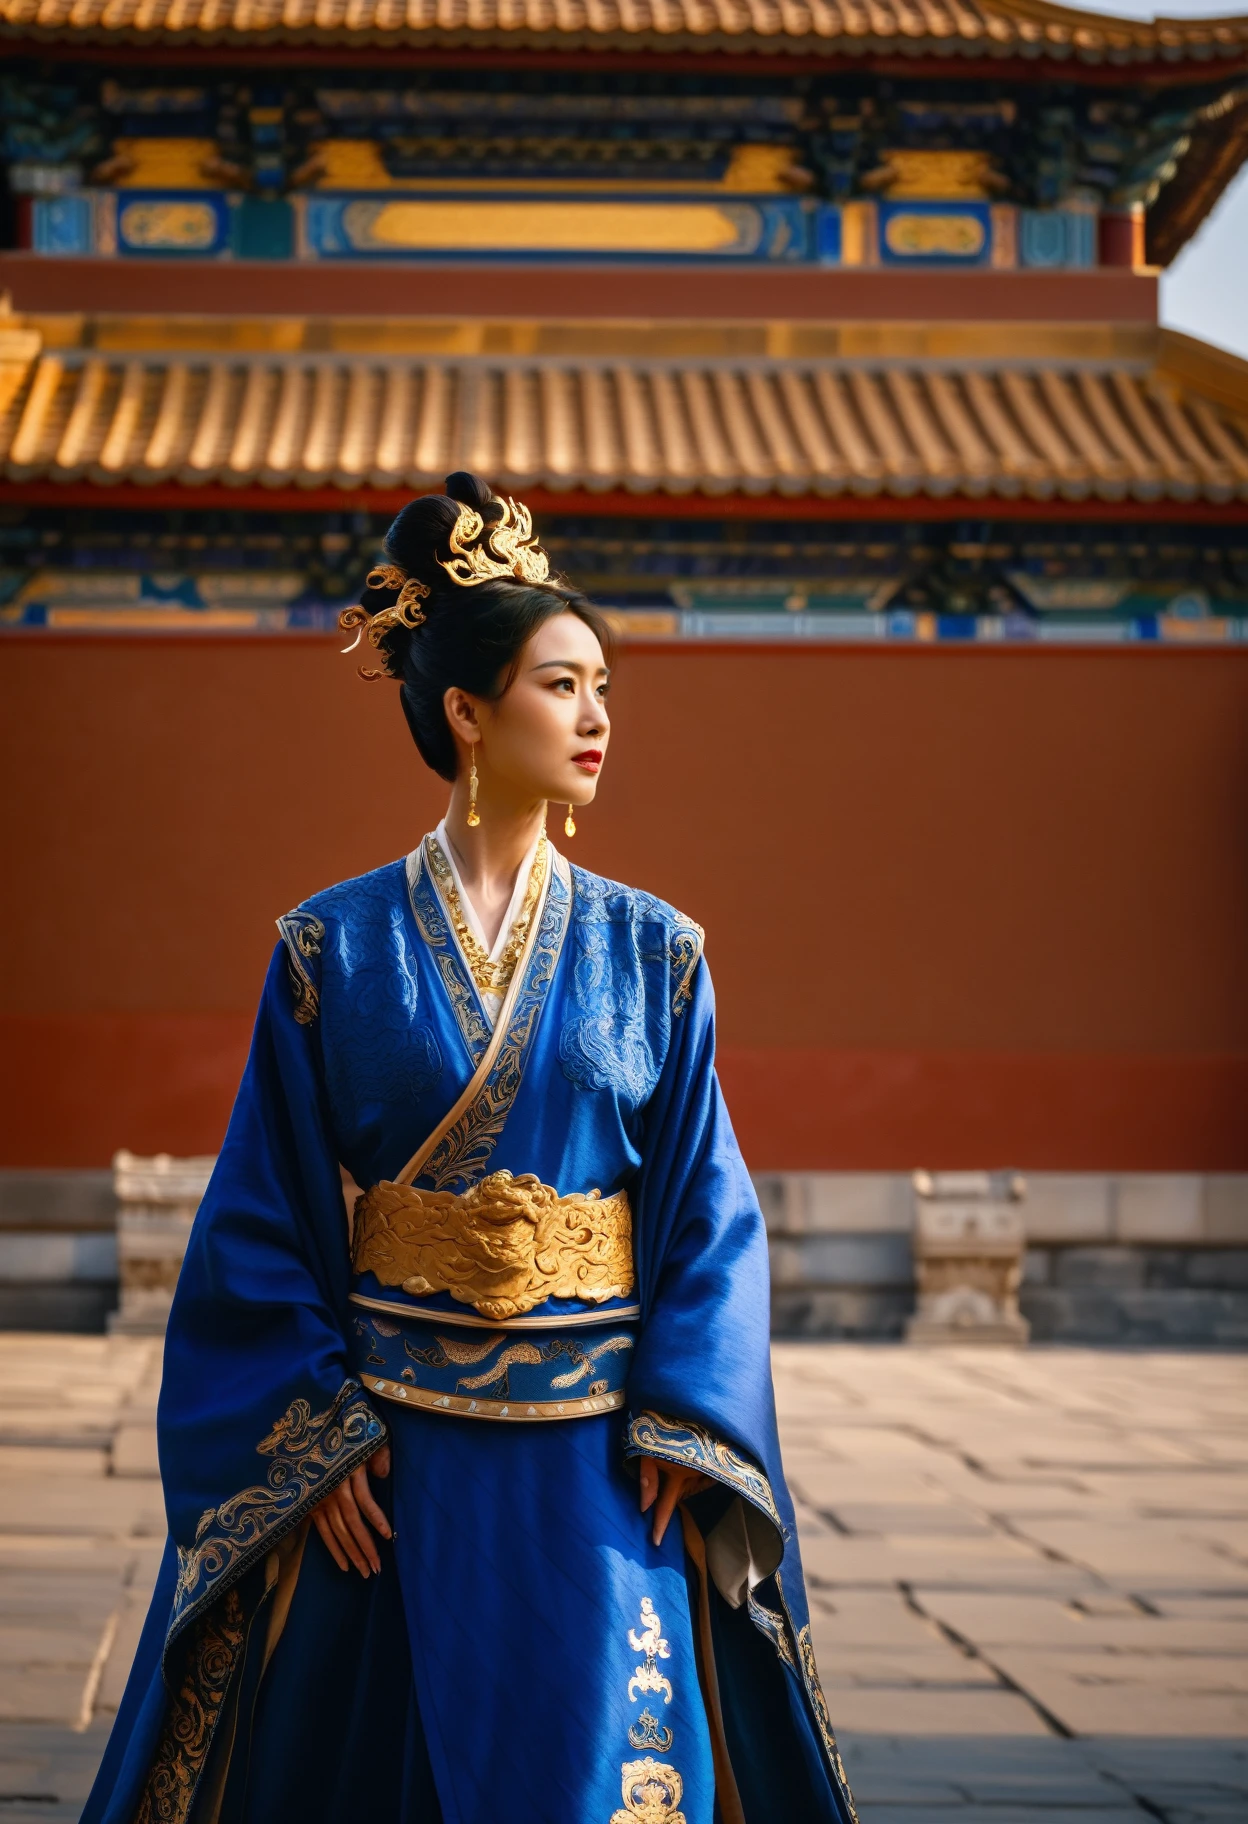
444 471 498 515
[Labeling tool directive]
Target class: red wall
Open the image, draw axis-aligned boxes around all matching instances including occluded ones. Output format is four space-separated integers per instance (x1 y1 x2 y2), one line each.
2 635 1246 1170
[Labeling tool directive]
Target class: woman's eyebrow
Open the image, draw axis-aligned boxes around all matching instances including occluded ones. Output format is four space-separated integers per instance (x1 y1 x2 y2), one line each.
529 660 609 677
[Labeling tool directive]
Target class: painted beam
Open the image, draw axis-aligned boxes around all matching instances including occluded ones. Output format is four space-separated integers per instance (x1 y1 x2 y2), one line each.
0 254 1159 324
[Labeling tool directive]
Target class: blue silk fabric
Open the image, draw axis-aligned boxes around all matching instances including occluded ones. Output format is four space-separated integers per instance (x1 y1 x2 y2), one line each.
81 848 857 1824
350 1308 637 1418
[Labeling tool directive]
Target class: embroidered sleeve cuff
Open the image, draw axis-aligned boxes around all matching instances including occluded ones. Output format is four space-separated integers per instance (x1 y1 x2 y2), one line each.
169 1379 386 1649
623 1408 786 1550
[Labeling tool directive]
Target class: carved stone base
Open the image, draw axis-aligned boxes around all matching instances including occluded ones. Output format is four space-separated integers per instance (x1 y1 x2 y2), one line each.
109 1151 214 1335
906 1171 1030 1347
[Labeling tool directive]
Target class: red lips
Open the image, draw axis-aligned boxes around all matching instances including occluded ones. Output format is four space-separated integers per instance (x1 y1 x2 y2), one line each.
572 750 603 770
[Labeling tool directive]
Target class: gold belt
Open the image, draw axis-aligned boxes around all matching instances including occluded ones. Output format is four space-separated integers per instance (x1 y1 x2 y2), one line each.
351 1170 634 1322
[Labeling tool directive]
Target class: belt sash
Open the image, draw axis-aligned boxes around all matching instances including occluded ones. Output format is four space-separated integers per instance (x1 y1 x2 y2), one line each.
349 1307 636 1423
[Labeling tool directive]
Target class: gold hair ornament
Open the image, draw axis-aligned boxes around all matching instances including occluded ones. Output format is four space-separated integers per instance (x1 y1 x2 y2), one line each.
338 565 431 681
440 498 551 589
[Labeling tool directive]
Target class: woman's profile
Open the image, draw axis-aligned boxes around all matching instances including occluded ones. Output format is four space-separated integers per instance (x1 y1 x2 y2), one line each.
81 472 858 1824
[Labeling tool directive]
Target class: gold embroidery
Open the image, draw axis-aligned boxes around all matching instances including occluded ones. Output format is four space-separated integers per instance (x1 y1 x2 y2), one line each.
669 924 704 1019
453 1332 633 1392
610 1759 688 1824
612 1600 686 1820
426 831 548 998
770 1576 859 1824
450 1338 542 1386
418 1331 508 1365
419 851 570 1191
352 1170 634 1320
364 1372 625 1420
746 1590 797 1669
625 1412 784 1535
134 1586 246 1824
171 1383 383 1632
276 911 325 1025
628 1597 674 1705
440 497 552 589
628 1710 674 1753
406 848 492 1063
794 1617 859 1822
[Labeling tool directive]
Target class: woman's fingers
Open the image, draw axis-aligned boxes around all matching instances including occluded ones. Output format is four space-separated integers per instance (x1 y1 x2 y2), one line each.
336 1481 382 1575
351 1463 392 1541
312 1505 350 1573
309 1447 394 1576
326 1491 375 1577
645 1464 714 1547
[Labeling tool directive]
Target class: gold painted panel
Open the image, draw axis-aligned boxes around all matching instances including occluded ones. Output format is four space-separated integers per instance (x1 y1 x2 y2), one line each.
340 199 759 255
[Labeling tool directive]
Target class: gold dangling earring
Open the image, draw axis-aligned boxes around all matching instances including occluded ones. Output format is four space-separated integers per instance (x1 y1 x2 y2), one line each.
467 747 481 828
564 804 576 838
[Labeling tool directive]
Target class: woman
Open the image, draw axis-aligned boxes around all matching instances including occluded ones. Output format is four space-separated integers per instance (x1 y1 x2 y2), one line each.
83 474 857 1824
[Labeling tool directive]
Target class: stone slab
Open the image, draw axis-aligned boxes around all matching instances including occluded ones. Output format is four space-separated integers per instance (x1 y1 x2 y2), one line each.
111 1423 161 1478
912 1589 1248 1653
760 1174 915 1237
770 1232 915 1290
860 1809 1133 1822
1021 1177 1114 1244
810 1686 1051 1735
0 1234 117 1283
835 1733 1125 1806
1116 1175 1204 1243
1205 1177 1248 1244
0 1335 1245 1813
986 1647 1248 1736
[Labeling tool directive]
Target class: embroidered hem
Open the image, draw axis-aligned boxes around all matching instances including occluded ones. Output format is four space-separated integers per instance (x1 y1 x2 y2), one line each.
134 1584 249 1824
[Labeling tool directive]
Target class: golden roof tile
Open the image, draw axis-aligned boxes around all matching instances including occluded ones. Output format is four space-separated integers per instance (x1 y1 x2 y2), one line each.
3 334 1248 502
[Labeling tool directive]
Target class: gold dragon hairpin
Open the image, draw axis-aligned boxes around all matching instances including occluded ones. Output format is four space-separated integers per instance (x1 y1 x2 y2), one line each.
338 564 431 681
440 497 551 588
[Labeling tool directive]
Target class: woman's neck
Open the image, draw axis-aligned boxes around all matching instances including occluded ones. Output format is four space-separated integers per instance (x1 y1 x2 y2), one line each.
441 785 547 951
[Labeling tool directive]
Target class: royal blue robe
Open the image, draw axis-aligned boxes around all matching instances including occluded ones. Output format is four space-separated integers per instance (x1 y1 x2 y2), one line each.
82 842 857 1824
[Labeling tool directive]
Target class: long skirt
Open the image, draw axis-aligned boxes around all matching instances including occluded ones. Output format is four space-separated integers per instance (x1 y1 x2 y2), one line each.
218 1406 716 1823
87 1408 837 1824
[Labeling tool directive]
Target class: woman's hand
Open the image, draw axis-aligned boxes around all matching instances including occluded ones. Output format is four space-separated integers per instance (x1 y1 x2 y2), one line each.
311 1443 392 1576
638 1455 712 1547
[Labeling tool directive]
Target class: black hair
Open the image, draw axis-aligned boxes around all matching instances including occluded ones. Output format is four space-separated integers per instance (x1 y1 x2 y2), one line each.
357 472 615 783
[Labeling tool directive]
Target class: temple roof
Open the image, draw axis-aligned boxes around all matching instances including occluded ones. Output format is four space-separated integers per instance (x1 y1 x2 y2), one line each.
2 0 1246 67
2 318 1245 503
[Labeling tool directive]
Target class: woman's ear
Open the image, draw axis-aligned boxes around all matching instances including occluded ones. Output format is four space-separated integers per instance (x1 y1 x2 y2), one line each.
442 686 481 746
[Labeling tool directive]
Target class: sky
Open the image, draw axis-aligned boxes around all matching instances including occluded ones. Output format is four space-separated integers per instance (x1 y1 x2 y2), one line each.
1075 0 1248 358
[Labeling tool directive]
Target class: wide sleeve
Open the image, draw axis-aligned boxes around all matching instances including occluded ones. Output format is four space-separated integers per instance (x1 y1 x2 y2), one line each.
158 940 386 1646
624 952 792 1589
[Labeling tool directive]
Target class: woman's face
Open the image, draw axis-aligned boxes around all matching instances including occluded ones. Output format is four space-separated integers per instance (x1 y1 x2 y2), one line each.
448 610 611 813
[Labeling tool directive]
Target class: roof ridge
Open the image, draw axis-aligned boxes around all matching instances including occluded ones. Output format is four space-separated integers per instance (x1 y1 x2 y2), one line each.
2 0 1245 60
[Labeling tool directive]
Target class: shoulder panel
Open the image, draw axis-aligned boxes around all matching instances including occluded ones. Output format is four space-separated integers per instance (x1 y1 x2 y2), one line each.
568 864 705 1021
276 860 407 1027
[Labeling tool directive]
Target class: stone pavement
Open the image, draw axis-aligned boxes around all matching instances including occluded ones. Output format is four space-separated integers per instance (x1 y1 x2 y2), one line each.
0 1336 1244 1821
